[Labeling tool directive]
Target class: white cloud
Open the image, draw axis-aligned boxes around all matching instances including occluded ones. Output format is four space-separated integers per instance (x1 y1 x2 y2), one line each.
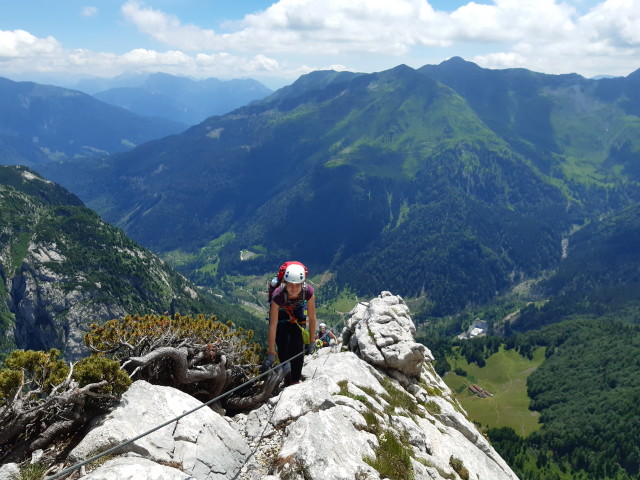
82 6 99 17
2 1 640 83
118 0 640 74
121 1 220 51
579 0 640 46
474 0 640 75
117 0 578 54
0 30 60 58
121 48 191 67
0 30 286 81
448 0 577 43
209 0 449 54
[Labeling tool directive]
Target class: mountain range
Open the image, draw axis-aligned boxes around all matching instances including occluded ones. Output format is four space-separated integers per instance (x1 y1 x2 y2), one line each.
92 72 273 125
0 73 273 167
0 76 186 165
35 57 640 317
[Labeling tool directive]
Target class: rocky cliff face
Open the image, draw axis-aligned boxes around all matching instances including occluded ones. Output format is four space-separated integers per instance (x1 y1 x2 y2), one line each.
7 238 174 359
25 292 518 480
0 165 210 360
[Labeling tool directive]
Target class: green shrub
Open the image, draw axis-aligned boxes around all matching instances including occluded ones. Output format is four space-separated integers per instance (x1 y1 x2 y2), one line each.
365 430 414 480
424 400 441 415
0 349 131 405
84 313 261 365
18 462 47 480
73 356 131 398
449 456 469 480
380 377 423 418
0 349 69 400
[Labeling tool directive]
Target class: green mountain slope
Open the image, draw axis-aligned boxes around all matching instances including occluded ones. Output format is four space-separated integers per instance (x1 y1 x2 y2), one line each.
37 61 640 316
0 76 186 164
419 58 640 205
548 203 640 295
41 67 496 251
0 166 257 359
512 202 640 332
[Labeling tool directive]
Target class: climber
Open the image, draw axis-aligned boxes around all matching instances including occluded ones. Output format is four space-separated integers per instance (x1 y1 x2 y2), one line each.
261 262 317 385
316 322 337 348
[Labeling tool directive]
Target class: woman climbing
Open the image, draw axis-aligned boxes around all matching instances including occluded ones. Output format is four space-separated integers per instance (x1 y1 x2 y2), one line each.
261 261 317 385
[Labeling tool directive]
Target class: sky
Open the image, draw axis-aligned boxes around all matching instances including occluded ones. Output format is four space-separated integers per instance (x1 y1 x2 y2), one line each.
1 0 639 89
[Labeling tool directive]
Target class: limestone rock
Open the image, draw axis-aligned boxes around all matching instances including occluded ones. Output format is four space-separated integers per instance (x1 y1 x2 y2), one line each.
61 292 518 480
77 456 194 480
70 381 250 480
343 291 432 376
10 260 128 360
0 463 20 480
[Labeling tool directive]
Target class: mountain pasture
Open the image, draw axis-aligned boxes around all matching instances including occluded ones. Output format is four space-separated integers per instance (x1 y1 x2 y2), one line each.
444 346 545 437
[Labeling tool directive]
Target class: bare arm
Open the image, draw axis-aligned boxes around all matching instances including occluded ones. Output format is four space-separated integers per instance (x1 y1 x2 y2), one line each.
268 301 279 355
307 296 317 343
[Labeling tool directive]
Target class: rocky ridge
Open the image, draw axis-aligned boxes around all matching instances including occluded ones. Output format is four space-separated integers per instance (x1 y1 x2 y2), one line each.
0 165 210 360
0 292 519 480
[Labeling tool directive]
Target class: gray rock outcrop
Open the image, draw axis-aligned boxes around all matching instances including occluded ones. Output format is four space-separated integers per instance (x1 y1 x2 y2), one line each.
65 292 518 480
69 380 250 480
10 244 128 359
342 291 431 376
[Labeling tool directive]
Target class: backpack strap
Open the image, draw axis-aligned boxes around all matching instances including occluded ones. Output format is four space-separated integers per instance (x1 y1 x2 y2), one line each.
280 284 307 324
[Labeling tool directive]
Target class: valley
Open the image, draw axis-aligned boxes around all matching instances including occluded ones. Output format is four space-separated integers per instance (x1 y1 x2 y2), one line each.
1 58 640 479
444 346 545 437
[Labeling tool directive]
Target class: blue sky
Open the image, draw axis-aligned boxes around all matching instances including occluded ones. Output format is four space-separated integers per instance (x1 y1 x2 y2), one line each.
1 0 638 89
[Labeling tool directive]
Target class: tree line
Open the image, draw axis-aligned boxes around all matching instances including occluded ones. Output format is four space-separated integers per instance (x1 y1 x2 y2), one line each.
418 316 640 479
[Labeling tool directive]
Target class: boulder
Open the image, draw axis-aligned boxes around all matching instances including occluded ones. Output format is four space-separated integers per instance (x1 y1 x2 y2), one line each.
343 291 432 376
70 380 250 480
76 456 194 480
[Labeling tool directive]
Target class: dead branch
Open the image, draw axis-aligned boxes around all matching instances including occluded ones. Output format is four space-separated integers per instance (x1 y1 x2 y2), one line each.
30 412 89 451
0 379 114 465
126 346 228 384
124 345 284 412
224 367 285 411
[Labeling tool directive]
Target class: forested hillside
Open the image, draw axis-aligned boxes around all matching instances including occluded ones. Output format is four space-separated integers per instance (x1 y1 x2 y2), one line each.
418 201 640 479
40 60 636 316
0 166 260 359
514 202 640 332
457 318 640 480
